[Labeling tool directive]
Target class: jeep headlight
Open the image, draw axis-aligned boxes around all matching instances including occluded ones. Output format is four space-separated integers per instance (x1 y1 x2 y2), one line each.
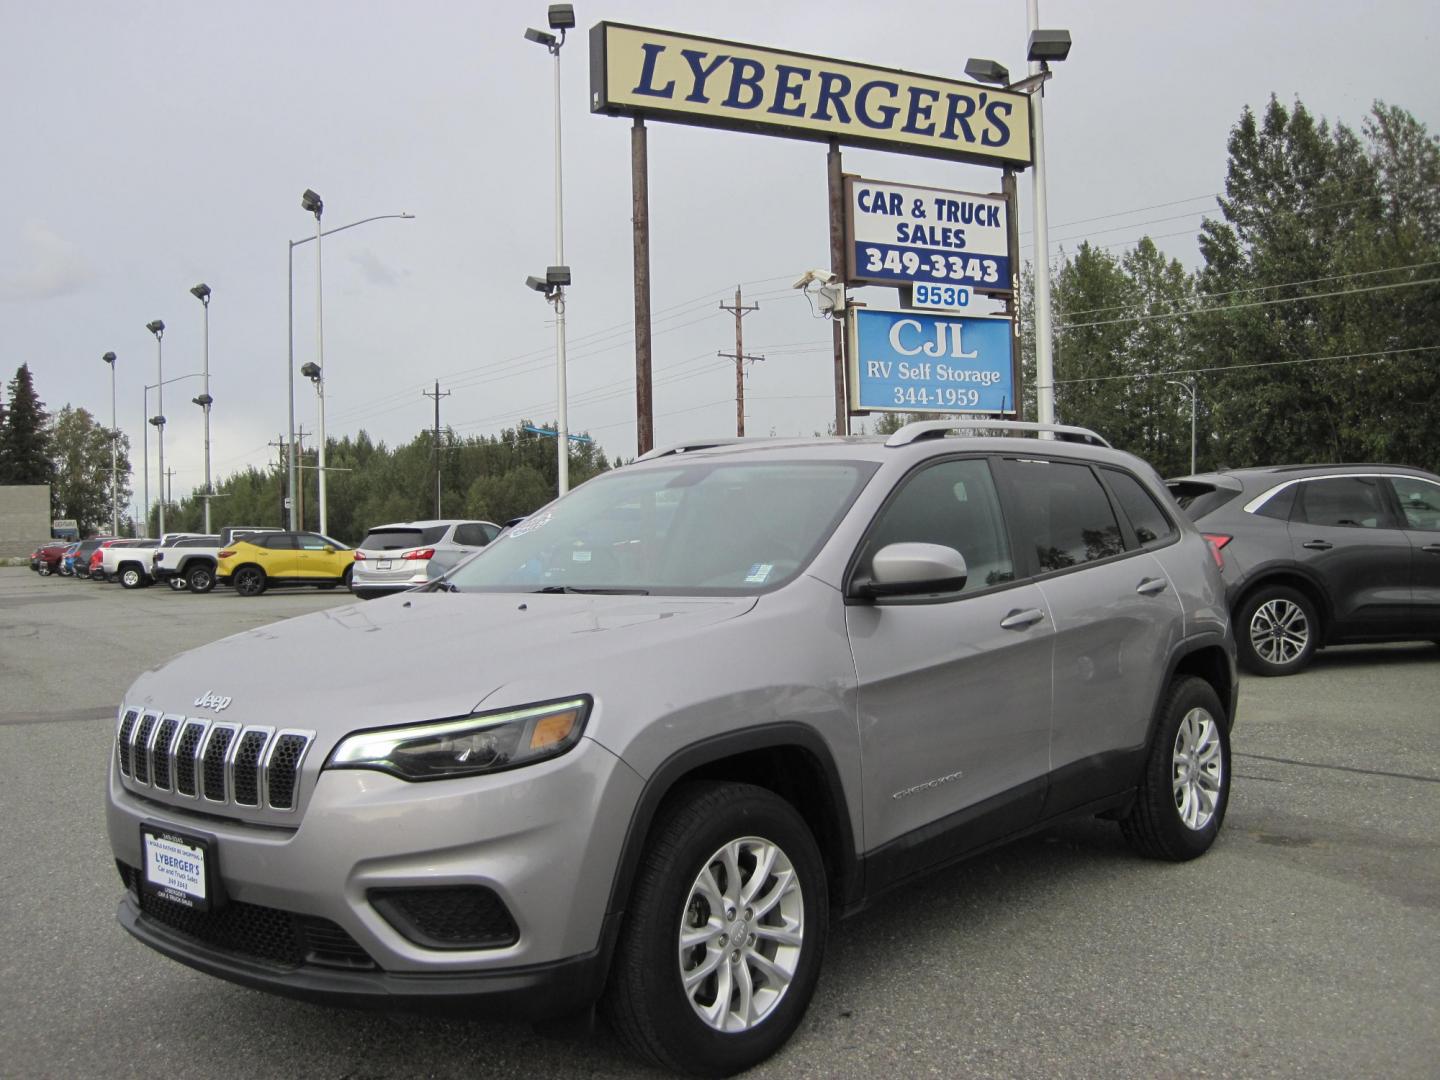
326 697 591 781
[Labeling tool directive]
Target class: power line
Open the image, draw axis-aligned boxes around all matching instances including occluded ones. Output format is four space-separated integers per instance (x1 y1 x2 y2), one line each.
1053 345 1438 385
1060 276 1440 332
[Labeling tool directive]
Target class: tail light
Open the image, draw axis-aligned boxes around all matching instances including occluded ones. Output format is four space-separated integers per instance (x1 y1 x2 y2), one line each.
217 549 235 559
90 550 104 568
1202 533 1231 570
352 551 367 561
400 547 435 561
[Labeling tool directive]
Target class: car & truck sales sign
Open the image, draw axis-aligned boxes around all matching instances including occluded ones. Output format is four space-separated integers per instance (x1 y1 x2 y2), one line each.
847 179 1009 294
848 309 1015 414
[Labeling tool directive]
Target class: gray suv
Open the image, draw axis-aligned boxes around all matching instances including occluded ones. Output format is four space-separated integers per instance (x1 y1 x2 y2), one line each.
106 422 1236 1076
1169 464 1440 675
350 518 501 599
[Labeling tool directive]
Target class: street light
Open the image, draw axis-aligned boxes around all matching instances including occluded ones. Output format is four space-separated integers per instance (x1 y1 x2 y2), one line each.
1166 379 1198 475
145 320 166 535
298 189 332 535
189 283 214 532
525 3 575 495
101 352 118 535
286 209 414 531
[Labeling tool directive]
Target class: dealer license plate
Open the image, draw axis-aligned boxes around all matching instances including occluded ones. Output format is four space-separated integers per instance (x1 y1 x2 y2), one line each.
378 559 392 570
141 825 211 911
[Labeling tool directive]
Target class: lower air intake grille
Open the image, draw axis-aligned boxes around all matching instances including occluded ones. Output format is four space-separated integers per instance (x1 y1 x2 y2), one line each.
119 862 376 970
369 886 519 950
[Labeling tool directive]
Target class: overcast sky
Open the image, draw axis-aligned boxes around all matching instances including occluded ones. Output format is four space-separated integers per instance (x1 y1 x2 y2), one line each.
5 1 1437 517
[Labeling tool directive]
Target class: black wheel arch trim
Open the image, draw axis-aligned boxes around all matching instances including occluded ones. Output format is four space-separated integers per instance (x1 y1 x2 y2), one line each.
602 722 861 958
1230 565 1333 634
1153 631 1238 742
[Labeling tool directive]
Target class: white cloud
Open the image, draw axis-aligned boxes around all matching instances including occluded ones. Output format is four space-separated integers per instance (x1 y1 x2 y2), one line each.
0 221 97 302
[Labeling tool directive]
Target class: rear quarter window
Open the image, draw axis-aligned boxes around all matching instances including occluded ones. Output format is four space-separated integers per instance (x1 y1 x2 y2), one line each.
1104 469 1178 546
1166 481 1240 521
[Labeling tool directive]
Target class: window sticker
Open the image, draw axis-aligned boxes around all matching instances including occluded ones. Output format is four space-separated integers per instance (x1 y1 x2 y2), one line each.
572 549 592 563
509 511 552 538
745 563 774 584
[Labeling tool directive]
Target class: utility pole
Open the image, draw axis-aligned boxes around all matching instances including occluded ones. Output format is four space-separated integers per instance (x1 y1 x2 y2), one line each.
422 381 452 518
294 428 309 531
718 286 763 437
268 434 290 525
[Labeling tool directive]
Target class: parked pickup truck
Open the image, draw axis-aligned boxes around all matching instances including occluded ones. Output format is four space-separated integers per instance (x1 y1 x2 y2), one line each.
111 533 209 589
152 526 270 593
96 538 159 585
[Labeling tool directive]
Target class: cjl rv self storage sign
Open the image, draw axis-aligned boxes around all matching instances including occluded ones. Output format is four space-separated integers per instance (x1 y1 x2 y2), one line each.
848 309 1015 414
846 179 1009 293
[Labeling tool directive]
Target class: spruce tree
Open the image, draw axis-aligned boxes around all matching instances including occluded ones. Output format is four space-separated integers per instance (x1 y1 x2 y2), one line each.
0 364 53 485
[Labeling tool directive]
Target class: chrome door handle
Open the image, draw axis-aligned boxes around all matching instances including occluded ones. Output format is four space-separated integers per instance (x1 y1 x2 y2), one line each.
1136 577 1168 596
1000 608 1045 630
1301 540 1333 551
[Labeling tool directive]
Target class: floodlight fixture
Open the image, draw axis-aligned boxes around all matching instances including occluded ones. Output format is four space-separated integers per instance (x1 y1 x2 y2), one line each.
524 27 557 48
546 265 571 287
525 275 549 293
149 415 166 427
190 282 211 303
964 58 1010 86
302 188 324 217
192 393 214 407
547 4 575 30
301 361 322 381
146 320 165 337
1027 29 1072 64
102 351 116 365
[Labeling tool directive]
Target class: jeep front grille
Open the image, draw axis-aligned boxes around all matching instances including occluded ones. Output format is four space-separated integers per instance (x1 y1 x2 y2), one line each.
115 709 313 813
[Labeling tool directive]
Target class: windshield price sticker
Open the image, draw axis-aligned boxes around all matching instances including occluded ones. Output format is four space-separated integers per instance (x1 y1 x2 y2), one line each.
848 179 1009 293
848 308 1014 414
142 828 209 909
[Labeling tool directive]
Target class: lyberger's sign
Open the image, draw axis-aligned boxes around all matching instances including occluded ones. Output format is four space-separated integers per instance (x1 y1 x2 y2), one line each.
590 23 1031 167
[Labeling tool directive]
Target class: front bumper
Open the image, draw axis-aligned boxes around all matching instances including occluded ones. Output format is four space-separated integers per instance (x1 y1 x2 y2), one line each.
107 735 643 1012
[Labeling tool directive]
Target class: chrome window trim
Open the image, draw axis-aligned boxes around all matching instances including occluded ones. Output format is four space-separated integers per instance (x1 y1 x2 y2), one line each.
1243 472 1410 515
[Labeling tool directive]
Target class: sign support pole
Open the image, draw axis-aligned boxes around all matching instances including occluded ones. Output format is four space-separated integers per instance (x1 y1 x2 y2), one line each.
1002 166 1023 418
631 118 654 457
827 139 848 435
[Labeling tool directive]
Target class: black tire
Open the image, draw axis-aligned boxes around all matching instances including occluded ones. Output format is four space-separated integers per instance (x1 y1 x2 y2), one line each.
1235 585 1320 676
1121 676 1230 861
233 565 267 597
119 565 144 589
604 782 827 1077
186 563 216 594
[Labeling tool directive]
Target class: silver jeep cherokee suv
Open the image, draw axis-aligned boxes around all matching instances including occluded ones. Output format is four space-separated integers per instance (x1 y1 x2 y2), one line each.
106 421 1237 1076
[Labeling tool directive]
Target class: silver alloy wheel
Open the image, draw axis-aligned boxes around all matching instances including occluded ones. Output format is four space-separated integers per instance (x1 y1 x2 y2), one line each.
677 835 804 1033
1172 707 1223 831
1249 597 1310 666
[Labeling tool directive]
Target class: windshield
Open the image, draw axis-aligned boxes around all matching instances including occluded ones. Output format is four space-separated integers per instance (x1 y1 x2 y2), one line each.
446 459 875 594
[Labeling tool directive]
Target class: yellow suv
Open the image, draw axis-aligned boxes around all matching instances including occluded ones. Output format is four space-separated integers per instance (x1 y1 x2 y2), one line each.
216 531 355 597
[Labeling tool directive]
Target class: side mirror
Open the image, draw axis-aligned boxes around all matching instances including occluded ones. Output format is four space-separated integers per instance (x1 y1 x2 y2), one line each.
857 542 968 598
323 545 335 554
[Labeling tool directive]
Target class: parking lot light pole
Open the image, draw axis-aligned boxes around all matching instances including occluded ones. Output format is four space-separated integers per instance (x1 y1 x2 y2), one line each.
102 352 118 535
526 3 575 495
298 190 330 535
145 321 166 536
190 284 214 532
287 208 414 530
1166 379 1198 475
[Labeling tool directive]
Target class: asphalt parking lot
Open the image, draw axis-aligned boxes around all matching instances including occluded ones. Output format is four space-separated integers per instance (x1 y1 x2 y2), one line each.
1 565 1436 1078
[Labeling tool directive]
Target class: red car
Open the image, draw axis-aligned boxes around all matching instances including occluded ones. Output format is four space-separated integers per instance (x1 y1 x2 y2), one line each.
33 542 71 576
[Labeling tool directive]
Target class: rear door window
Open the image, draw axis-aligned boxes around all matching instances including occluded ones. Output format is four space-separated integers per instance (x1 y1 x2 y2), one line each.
998 458 1125 573
1103 469 1177 547
1295 477 1394 529
261 533 297 550
453 522 498 547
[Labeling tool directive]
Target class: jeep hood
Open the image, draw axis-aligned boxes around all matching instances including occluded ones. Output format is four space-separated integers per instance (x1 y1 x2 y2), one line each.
122 592 757 741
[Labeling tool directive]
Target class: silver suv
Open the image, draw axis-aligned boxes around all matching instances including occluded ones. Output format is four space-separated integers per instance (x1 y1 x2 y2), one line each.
106 422 1237 1076
350 518 501 599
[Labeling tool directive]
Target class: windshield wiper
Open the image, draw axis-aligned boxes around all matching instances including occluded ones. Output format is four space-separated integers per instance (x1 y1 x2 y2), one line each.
531 585 651 595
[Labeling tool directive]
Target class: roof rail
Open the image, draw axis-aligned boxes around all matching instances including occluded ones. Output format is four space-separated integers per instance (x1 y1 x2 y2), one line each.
635 437 750 462
885 419 1111 449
